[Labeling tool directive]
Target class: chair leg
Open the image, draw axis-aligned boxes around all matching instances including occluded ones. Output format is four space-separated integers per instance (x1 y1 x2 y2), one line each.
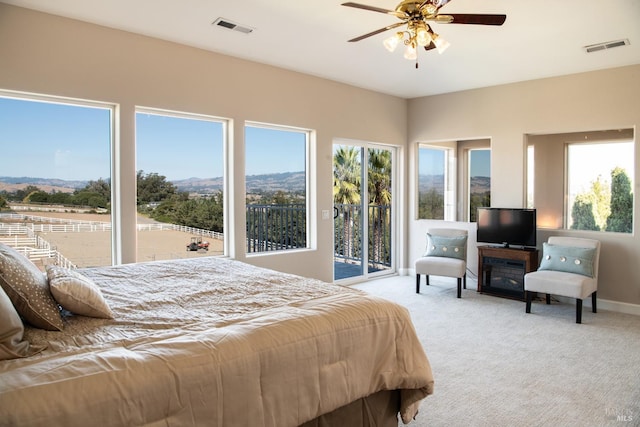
463 273 467 289
592 291 597 313
426 275 430 286
576 299 583 324
546 294 551 305
457 278 461 298
525 291 532 313
416 274 420 293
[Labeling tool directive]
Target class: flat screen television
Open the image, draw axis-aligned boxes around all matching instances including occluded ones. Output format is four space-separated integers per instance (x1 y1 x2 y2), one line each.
476 207 537 248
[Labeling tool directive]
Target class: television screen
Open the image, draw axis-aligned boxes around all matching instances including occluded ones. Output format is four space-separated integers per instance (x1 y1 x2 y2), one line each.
476 207 537 248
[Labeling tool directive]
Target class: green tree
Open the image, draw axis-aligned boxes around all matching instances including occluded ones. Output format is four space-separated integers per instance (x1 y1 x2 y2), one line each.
418 189 444 220
570 175 610 231
137 170 180 204
570 195 598 231
24 190 50 204
0 195 8 210
470 192 490 222
73 190 108 208
333 146 361 260
49 191 73 205
19 185 42 203
82 178 111 202
368 148 391 266
587 175 611 230
605 167 633 233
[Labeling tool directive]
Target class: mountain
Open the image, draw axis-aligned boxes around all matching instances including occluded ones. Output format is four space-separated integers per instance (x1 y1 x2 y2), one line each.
470 176 491 194
174 171 306 194
0 172 307 196
418 175 490 195
172 176 224 193
0 176 87 194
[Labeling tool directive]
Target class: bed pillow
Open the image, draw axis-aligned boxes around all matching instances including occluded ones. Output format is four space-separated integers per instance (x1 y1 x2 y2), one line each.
425 233 467 260
0 285 46 360
46 265 114 319
0 243 63 331
538 243 596 277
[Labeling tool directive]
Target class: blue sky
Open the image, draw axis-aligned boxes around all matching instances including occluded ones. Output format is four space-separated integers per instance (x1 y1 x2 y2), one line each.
1 96 305 182
419 145 491 177
0 97 112 181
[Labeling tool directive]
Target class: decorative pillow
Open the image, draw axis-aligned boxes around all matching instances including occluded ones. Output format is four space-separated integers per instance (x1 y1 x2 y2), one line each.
0 243 64 331
425 233 467 260
0 285 46 360
538 243 596 277
46 265 114 319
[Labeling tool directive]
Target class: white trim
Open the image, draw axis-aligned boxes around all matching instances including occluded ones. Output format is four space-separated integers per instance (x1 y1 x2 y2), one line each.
399 267 412 276
408 265 640 316
553 295 640 316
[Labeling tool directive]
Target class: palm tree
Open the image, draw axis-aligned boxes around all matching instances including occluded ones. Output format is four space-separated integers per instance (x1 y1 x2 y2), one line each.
333 146 361 261
368 149 392 268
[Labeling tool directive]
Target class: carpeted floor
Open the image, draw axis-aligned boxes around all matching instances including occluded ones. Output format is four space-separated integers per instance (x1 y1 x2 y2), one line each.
352 275 640 427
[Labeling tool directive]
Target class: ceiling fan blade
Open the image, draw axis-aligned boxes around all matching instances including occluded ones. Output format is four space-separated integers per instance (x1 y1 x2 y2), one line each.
444 13 507 25
341 2 406 18
347 21 406 42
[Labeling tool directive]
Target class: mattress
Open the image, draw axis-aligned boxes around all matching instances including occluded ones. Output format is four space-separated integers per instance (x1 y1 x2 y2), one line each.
0 257 434 426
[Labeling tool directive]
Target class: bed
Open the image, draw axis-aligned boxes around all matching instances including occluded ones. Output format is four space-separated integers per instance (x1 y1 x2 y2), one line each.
0 252 434 426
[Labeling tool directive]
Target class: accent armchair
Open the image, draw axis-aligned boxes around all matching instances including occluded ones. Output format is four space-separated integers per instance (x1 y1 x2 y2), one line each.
524 236 600 323
415 228 468 298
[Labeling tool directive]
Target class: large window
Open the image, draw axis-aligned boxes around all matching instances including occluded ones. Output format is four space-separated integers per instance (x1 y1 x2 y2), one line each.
0 92 114 268
527 129 634 232
468 148 491 222
417 145 453 220
418 139 491 221
135 109 226 261
567 141 634 232
245 123 309 253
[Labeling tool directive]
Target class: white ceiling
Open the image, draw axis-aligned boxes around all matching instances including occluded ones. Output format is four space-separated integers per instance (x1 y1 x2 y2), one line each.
3 0 640 98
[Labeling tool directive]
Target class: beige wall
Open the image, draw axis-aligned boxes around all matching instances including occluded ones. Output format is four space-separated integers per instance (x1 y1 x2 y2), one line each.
2 4 639 309
408 65 640 308
0 4 408 282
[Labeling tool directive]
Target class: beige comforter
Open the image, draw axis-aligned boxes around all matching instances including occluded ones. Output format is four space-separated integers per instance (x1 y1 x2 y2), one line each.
0 257 434 426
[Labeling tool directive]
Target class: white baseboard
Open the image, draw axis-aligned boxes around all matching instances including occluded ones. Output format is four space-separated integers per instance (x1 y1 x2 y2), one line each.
398 268 412 276
554 295 640 316
401 268 640 317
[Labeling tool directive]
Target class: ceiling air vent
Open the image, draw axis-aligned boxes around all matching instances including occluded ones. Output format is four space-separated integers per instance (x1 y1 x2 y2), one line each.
583 39 630 53
212 18 254 34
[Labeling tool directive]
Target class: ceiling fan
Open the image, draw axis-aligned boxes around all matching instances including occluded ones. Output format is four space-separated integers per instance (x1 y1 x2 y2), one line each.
342 0 506 66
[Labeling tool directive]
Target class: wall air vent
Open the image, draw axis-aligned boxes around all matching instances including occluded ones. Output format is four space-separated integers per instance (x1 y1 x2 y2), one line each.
212 18 254 34
583 39 630 53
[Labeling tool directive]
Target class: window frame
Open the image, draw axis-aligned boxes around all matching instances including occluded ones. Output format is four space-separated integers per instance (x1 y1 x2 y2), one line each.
526 129 634 232
416 144 455 221
458 140 491 222
134 106 231 259
0 89 119 265
244 121 314 256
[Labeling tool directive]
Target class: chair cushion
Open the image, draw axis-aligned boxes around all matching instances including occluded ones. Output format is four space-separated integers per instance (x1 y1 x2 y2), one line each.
524 270 597 299
425 234 467 260
416 256 466 278
538 243 596 277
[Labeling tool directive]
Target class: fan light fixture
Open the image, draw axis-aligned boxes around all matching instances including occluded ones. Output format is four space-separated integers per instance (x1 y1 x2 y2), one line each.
343 1 506 70
383 21 449 64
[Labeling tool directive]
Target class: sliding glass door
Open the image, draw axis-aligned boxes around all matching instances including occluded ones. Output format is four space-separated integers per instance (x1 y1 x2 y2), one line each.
333 142 395 281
